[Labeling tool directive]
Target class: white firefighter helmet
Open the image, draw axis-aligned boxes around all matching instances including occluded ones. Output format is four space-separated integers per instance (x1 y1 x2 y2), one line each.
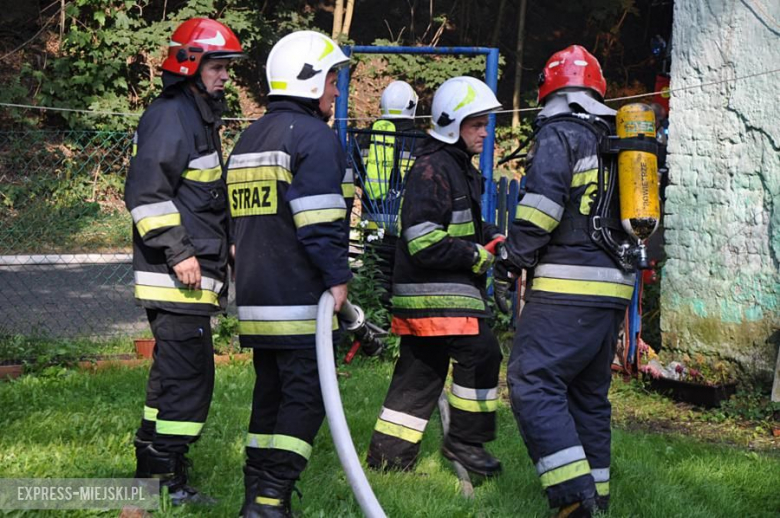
380 81 418 119
266 31 349 99
430 76 501 144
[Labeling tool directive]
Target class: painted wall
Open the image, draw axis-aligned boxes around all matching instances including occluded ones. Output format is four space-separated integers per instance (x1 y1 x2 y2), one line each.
663 0 780 380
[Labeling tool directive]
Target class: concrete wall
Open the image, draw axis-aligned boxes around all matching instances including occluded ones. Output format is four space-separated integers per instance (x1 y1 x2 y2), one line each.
663 0 780 380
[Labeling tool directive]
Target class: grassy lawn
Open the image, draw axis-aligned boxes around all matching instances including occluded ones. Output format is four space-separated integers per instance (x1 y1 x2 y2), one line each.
1 359 779 517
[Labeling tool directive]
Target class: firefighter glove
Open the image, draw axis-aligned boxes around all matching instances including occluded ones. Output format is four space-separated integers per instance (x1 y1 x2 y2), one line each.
493 243 515 313
471 244 495 275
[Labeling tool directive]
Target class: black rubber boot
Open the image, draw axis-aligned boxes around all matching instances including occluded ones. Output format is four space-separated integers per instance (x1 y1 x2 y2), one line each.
595 495 610 513
134 437 152 478
441 435 502 477
241 471 298 518
554 497 597 518
147 446 216 506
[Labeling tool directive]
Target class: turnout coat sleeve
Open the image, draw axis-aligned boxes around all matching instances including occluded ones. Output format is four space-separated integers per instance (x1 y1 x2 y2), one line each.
287 125 353 288
505 123 574 269
125 102 195 268
400 154 477 272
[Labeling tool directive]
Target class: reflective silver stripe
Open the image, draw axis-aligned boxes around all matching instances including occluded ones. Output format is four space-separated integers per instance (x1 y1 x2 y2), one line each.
238 305 318 321
535 264 636 286
518 193 564 222
343 168 354 182
403 221 444 242
536 445 587 475
591 468 610 483
379 407 427 432
134 271 224 294
289 194 346 214
393 282 482 299
451 383 498 401
228 151 291 170
573 154 599 173
188 151 220 170
130 201 179 224
451 209 473 224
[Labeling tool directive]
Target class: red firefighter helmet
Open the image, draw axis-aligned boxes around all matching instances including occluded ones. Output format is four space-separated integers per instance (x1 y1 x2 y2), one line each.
537 45 607 103
162 18 244 77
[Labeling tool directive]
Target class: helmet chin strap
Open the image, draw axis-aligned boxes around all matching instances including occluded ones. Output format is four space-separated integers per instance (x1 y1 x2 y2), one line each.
194 75 226 102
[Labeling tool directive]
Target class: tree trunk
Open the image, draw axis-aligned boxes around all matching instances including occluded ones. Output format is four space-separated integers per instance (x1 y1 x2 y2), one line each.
511 0 528 129
332 0 344 39
490 0 508 47
342 0 355 39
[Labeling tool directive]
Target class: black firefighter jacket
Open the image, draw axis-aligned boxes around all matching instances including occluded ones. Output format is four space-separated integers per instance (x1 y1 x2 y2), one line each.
125 85 229 316
226 100 353 349
504 117 636 310
392 137 502 322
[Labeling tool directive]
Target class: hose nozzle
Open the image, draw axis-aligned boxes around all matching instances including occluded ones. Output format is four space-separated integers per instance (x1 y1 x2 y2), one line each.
339 301 387 357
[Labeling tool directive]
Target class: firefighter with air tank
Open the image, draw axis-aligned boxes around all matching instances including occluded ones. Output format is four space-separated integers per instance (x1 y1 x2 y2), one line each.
494 45 660 517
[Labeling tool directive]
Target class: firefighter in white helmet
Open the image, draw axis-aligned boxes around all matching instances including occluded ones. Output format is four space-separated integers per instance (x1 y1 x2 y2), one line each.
359 80 420 236
226 31 352 517
366 76 505 477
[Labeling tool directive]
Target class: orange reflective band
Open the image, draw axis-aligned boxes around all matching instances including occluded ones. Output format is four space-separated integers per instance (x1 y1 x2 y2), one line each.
391 316 479 336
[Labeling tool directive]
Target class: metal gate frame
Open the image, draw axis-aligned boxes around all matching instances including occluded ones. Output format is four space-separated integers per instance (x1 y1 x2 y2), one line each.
335 45 501 223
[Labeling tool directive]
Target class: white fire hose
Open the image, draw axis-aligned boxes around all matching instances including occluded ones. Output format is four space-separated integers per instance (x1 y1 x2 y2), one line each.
315 291 387 518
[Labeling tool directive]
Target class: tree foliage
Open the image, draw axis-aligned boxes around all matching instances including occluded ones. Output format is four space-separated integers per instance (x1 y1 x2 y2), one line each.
0 0 673 130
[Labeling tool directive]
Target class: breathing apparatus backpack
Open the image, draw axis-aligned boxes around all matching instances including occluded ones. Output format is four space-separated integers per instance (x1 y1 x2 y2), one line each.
500 103 661 272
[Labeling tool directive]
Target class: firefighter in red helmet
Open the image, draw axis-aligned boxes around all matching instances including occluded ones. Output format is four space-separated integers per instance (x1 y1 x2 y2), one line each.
125 18 244 505
496 45 633 517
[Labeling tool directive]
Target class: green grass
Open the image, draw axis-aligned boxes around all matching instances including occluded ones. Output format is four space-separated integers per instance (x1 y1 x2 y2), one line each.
1 360 779 517
0 335 136 366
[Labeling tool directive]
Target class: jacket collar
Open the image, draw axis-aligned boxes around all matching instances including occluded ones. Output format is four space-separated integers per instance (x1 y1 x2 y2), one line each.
267 97 322 119
182 86 223 126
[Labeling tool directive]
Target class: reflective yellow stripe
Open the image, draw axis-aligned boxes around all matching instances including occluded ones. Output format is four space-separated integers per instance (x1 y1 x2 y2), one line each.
239 316 337 336
540 460 591 488
156 419 204 437
391 295 485 311
342 183 356 198
532 277 634 300
136 213 181 237
270 81 287 90
182 166 222 183
292 208 347 228
596 482 610 496
447 391 499 413
271 434 313 460
227 166 293 184
454 84 476 111
571 168 600 188
408 229 448 255
317 37 334 61
374 420 424 443
515 205 559 232
143 406 158 422
256 497 281 506
246 433 273 448
134 285 220 306
246 433 312 459
447 221 475 237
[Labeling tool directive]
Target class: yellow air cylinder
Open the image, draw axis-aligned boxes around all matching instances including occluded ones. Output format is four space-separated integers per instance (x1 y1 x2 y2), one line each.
616 103 660 240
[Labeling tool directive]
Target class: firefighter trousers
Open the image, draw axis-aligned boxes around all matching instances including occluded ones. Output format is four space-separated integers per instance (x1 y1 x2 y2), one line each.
507 302 622 508
245 348 325 483
366 318 502 470
135 309 215 454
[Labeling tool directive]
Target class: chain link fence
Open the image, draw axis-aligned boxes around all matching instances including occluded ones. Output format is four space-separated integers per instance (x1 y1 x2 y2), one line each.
0 128 519 341
0 129 246 340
